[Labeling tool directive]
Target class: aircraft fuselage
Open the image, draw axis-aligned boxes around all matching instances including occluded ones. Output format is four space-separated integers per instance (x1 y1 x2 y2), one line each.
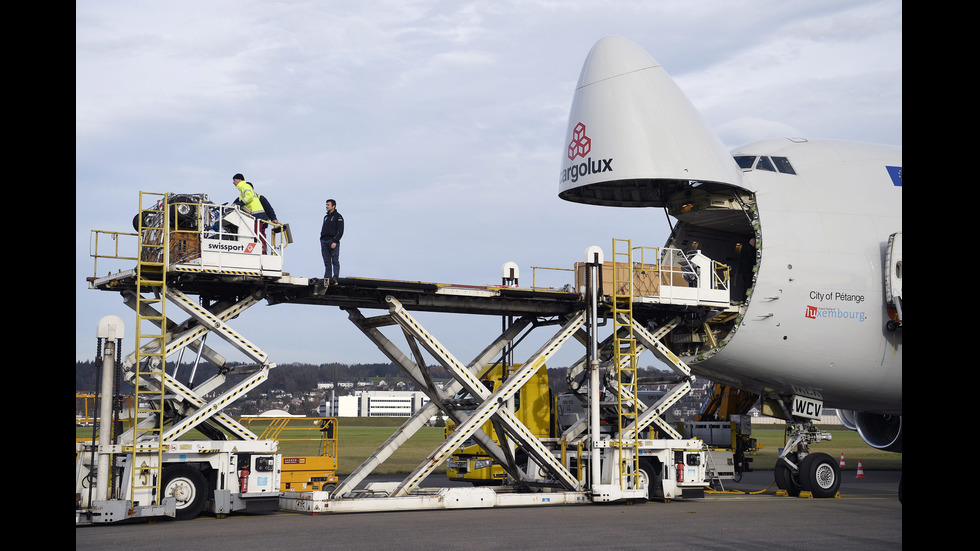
685 139 902 416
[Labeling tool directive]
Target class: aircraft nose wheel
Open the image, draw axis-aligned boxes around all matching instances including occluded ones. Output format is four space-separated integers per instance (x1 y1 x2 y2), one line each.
799 452 841 498
774 453 802 497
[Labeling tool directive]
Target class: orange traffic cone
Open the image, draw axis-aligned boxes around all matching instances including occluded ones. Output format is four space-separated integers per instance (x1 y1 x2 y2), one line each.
839 453 846 468
855 460 865 478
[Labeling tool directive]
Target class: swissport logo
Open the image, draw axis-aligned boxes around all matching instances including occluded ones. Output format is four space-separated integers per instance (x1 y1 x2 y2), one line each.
205 241 257 254
560 122 613 184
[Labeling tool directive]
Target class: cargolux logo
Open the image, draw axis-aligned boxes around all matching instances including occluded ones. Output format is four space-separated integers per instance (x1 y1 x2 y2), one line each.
567 122 591 160
561 122 613 184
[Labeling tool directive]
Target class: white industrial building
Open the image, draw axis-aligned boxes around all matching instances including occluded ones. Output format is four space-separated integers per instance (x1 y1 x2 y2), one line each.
318 390 429 418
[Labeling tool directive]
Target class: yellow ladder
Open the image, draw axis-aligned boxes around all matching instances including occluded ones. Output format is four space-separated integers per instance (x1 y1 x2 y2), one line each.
128 192 169 507
611 238 640 491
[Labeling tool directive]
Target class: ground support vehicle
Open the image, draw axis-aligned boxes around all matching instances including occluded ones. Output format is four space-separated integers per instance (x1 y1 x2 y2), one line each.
679 382 761 488
244 417 340 493
444 362 551 486
680 417 755 487
79 193 293 524
76 308 284 523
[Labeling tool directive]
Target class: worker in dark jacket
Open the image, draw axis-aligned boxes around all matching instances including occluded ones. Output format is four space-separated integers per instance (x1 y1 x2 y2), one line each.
320 199 344 283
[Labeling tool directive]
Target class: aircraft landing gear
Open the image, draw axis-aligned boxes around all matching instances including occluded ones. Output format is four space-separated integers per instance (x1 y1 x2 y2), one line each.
774 421 839 498
774 452 802 497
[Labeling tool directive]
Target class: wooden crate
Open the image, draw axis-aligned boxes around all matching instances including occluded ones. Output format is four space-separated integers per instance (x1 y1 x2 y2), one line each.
169 232 201 264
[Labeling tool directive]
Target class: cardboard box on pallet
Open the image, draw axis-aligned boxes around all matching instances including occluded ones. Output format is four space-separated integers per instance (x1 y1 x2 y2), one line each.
574 262 688 297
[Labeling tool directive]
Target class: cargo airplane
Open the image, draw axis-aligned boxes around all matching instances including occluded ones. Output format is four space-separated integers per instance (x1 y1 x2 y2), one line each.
559 36 901 497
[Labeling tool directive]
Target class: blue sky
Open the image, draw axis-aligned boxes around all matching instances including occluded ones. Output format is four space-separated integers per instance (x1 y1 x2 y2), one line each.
76 1 902 369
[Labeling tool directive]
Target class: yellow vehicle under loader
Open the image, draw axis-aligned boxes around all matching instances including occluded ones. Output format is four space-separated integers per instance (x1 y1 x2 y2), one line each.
445 362 552 485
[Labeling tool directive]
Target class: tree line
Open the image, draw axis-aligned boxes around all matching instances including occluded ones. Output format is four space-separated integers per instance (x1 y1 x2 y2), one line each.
76 361 673 397
75 360 454 395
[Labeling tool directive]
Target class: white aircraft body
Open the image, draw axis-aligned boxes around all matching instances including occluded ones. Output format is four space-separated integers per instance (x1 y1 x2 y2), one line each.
558 37 902 463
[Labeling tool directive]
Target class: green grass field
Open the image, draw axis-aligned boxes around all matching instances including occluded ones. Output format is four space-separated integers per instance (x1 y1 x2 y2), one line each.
272 419 902 475
77 418 901 475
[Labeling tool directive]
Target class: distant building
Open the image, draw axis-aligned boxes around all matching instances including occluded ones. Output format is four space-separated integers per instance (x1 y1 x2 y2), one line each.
319 390 429 417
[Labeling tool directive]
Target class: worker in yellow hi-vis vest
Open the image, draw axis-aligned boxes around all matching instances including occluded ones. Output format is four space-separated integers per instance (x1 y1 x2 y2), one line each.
232 173 270 252
232 173 267 220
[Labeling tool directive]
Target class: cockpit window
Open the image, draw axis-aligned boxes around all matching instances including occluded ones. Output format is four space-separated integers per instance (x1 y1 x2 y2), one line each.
733 155 797 175
772 156 796 174
756 156 776 172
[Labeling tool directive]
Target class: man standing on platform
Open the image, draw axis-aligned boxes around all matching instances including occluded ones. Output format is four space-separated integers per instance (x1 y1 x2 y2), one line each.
320 199 344 284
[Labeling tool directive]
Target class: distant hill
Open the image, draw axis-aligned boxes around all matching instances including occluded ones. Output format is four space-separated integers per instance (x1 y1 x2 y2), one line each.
76 361 672 397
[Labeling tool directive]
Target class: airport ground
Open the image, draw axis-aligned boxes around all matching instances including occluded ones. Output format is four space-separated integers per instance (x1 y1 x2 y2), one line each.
76 470 902 550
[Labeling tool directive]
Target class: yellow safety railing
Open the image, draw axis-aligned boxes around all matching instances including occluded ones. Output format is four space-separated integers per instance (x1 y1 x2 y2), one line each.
75 393 135 424
243 417 340 492
90 230 139 278
243 417 338 455
711 261 731 291
75 393 134 444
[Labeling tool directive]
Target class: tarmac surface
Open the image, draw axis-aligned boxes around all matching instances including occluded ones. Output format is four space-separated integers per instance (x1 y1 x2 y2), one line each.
76 470 902 550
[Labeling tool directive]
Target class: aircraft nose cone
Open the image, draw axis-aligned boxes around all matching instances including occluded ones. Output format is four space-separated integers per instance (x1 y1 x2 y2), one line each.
576 36 661 89
559 36 744 207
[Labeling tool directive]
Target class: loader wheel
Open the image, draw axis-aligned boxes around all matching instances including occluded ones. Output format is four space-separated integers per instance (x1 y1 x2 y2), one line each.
799 452 840 498
639 459 664 501
162 465 207 520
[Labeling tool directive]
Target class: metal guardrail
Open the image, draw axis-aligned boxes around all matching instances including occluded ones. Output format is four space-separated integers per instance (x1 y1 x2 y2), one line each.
530 265 575 291
90 230 139 278
243 417 339 457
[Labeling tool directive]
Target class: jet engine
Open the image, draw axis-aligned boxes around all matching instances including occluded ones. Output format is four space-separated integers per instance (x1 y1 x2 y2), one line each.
837 409 902 453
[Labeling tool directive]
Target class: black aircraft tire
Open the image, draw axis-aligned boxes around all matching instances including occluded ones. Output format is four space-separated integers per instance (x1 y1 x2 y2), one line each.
774 453 801 497
799 452 841 498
